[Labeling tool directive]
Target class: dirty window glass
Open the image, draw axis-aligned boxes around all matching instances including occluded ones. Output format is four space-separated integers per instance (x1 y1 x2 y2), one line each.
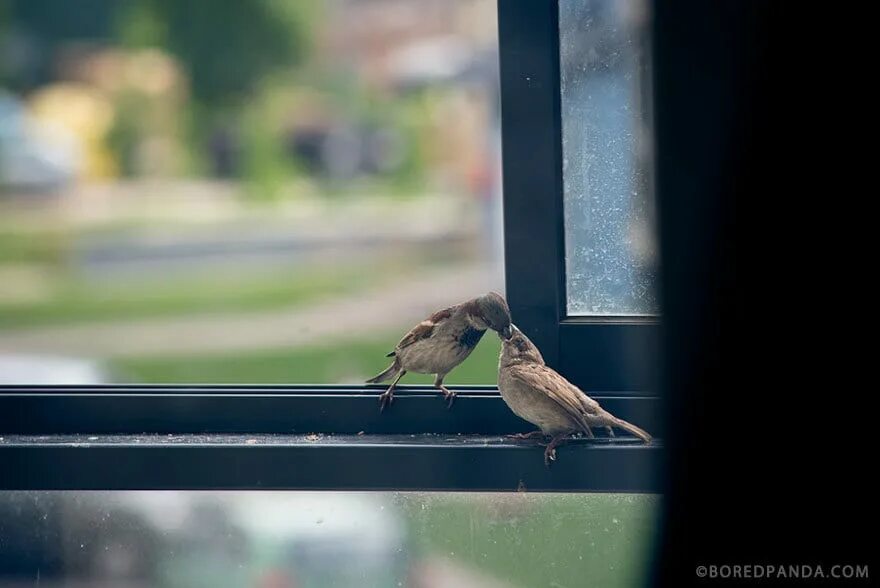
0 0 503 385
0 491 658 588
560 0 659 316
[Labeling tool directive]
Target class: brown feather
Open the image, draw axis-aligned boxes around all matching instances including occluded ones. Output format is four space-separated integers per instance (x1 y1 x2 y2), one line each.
506 362 599 435
427 306 456 323
394 305 456 351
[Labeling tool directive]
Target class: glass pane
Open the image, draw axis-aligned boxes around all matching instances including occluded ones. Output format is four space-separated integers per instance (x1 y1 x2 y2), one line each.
0 0 503 384
559 0 659 316
0 491 659 588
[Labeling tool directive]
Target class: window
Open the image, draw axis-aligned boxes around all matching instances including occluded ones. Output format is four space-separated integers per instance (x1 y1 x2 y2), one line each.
500 0 658 393
559 0 657 317
2 1 660 586
0 0 505 388
1 491 659 587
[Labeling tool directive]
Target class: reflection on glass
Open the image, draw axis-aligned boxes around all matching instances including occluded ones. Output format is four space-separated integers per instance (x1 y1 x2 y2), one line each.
0 0 503 385
0 491 658 588
559 0 658 316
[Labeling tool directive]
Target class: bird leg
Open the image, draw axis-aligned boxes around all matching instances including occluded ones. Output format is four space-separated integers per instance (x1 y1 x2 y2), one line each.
434 374 455 409
378 370 406 413
506 430 546 441
544 433 571 466
604 426 615 437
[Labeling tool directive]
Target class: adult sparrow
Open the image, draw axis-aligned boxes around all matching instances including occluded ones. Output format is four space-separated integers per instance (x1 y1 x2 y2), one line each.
368 292 512 411
498 326 652 465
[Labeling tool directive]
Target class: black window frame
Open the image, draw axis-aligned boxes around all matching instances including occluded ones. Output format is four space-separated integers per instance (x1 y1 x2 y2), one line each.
0 0 661 494
500 0 659 393
0 385 660 491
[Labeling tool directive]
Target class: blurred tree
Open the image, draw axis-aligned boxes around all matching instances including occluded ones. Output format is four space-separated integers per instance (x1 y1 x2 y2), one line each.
114 0 317 184
2 0 314 108
0 0 121 90
118 0 314 109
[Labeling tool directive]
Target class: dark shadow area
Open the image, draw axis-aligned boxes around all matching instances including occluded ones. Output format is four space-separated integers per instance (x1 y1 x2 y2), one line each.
652 0 874 584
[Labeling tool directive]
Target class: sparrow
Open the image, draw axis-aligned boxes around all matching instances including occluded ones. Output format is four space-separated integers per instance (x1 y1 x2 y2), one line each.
498 325 652 465
367 291 512 412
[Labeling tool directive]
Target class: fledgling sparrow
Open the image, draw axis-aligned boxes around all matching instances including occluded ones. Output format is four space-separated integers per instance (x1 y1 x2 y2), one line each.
367 292 512 412
498 325 652 465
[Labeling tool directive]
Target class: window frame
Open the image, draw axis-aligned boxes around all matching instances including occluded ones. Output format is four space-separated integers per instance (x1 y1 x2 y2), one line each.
0 385 661 491
0 0 662 494
499 0 659 393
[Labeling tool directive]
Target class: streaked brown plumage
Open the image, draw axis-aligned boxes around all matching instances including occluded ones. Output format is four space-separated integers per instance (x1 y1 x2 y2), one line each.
368 292 512 412
498 325 652 465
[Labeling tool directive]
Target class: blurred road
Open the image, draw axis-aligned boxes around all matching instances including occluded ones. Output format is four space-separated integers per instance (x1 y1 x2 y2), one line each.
0 263 501 358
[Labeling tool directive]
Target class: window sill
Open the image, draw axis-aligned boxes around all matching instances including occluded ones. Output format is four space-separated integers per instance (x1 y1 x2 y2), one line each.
1 385 661 492
0 433 661 492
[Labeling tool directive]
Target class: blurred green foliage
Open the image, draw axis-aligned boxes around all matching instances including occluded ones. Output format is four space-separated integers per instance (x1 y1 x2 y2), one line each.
0 227 69 265
1 0 431 193
104 88 150 177
116 0 316 109
116 0 317 188
2 0 320 187
237 79 303 201
0 0 120 88
2 0 314 106
115 332 504 385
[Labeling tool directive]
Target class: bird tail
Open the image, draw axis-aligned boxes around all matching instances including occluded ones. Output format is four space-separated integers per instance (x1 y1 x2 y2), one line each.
366 360 401 384
607 415 652 443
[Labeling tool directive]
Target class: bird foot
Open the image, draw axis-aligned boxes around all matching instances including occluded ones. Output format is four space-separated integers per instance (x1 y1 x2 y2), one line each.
439 387 456 409
378 390 394 413
543 435 570 467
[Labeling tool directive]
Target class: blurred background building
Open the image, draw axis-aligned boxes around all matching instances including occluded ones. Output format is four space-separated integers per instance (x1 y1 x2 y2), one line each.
0 0 504 386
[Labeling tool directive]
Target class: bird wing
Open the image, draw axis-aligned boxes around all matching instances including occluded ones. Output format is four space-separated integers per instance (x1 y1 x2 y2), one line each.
506 362 601 432
393 305 457 352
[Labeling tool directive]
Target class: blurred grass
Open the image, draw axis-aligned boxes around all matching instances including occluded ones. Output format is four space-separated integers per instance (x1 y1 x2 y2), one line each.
114 331 502 384
0 264 388 329
398 493 659 588
0 228 69 265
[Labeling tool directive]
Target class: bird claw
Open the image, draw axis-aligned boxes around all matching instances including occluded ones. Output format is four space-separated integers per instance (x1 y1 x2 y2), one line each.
543 435 568 466
378 391 394 413
441 388 456 409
